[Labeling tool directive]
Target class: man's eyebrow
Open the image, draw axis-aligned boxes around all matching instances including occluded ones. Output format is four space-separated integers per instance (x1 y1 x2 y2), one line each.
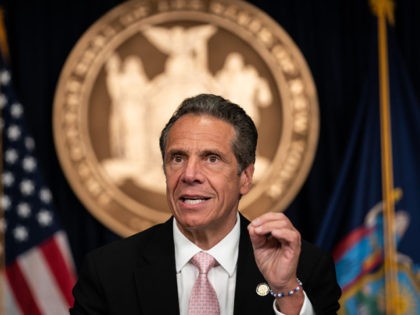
201 149 222 156
200 149 226 160
166 149 187 156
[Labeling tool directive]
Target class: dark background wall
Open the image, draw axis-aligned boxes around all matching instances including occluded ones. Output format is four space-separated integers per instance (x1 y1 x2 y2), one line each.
3 0 420 272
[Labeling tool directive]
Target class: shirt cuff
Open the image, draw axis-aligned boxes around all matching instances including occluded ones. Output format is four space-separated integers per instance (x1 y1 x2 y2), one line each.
272 290 315 315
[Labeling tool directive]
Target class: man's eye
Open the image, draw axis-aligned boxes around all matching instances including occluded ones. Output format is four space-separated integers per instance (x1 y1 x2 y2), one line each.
173 155 183 163
207 155 219 163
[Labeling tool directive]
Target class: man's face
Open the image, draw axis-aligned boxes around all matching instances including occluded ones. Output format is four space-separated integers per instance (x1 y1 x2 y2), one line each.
163 114 254 241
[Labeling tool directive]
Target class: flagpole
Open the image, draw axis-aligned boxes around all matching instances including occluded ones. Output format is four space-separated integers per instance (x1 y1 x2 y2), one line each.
369 0 399 314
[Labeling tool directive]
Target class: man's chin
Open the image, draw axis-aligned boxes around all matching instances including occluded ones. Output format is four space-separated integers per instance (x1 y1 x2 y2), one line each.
175 214 209 231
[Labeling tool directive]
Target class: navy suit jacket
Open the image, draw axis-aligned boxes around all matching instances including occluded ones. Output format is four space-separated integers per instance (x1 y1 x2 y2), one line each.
70 214 341 314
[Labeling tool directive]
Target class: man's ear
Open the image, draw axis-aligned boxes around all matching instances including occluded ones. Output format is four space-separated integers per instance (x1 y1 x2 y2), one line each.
240 163 254 195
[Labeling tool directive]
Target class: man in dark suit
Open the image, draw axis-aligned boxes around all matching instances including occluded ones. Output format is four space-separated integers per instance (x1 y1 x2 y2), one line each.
70 94 341 314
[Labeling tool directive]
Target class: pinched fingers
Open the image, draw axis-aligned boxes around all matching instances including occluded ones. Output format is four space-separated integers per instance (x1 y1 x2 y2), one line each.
248 212 301 289
249 212 301 249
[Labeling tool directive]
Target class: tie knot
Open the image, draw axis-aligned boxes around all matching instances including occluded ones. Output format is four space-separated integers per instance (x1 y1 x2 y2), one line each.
190 252 218 274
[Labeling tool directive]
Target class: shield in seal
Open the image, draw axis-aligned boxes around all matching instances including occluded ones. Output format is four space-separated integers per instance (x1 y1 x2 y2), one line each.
53 0 319 237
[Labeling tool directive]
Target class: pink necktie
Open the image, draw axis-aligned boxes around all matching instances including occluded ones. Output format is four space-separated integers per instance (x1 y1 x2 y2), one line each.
188 252 220 315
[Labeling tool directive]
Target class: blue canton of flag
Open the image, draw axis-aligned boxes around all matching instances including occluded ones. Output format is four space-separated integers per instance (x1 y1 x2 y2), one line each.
1 53 76 314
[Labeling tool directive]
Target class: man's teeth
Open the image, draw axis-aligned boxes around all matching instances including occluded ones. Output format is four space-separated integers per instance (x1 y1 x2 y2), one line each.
184 198 205 205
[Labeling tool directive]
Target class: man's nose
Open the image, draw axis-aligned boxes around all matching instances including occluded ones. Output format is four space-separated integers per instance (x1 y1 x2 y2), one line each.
181 158 203 183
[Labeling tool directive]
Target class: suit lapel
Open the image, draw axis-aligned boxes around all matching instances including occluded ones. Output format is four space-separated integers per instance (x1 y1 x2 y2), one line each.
134 218 180 315
233 214 274 314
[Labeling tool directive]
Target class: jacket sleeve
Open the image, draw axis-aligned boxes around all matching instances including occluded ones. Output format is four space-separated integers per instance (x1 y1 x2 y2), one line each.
70 252 108 315
297 240 342 315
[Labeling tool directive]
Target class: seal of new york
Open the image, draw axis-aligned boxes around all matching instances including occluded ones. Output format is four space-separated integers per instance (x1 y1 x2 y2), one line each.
53 0 319 236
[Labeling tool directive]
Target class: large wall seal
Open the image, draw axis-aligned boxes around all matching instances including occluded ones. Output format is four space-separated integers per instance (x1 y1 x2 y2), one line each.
53 0 319 237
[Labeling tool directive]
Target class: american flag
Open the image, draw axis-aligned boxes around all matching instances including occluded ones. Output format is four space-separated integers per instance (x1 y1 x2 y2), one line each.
1 53 76 314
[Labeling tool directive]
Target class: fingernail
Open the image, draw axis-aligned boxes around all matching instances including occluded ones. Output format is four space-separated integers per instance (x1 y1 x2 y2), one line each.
252 218 260 226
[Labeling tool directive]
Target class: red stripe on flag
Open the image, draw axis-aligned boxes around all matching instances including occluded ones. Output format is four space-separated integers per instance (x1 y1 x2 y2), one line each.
332 226 374 260
6 261 43 315
40 236 76 306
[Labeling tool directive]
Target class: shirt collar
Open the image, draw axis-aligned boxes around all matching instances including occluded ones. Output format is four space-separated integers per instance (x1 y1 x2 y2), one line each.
173 212 240 277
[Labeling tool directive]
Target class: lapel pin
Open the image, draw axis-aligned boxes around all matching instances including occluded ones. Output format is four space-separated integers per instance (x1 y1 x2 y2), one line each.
256 283 270 296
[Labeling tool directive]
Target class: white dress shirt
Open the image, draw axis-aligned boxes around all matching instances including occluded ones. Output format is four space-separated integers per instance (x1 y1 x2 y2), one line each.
173 213 314 315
